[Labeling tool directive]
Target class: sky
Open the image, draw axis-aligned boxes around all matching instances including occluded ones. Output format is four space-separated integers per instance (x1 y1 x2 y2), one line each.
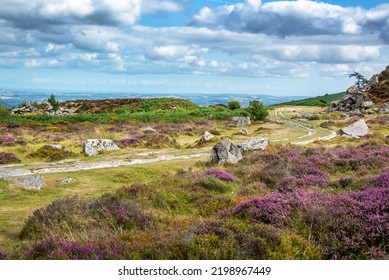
0 0 389 96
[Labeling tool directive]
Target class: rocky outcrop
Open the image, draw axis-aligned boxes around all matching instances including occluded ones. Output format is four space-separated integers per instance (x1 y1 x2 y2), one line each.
209 138 243 164
326 66 389 114
339 119 369 138
237 138 269 152
326 92 374 113
11 102 76 116
83 139 120 156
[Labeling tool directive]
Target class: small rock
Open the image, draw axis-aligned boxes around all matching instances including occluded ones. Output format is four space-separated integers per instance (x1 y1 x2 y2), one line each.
83 139 120 156
340 114 349 120
143 127 157 134
59 178 76 185
238 128 249 135
209 138 243 164
200 131 214 144
380 103 389 113
45 144 63 149
237 138 269 152
339 119 369 138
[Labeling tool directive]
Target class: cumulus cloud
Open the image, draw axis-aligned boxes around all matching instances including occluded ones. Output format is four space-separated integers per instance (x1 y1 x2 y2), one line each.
190 0 389 41
0 0 182 29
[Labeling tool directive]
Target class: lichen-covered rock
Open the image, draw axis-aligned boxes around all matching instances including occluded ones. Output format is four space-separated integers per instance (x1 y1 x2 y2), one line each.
200 131 214 144
237 138 269 152
11 176 44 190
236 117 251 126
83 139 120 156
209 138 243 164
340 119 369 138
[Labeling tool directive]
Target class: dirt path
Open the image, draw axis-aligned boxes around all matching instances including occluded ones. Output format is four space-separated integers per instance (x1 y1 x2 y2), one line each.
0 151 209 179
270 107 336 145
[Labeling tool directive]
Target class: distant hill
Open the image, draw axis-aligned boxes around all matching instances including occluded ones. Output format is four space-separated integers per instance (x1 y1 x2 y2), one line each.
276 92 346 107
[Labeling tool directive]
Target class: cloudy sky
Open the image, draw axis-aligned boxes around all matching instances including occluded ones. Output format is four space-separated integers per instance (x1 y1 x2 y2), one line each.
0 0 388 96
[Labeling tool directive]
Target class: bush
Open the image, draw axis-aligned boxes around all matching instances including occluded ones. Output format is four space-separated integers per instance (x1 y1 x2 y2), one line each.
0 152 21 164
0 103 10 119
28 145 77 162
47 94 61 111
200 168 237 182
246 100 268 120
228 100 241 110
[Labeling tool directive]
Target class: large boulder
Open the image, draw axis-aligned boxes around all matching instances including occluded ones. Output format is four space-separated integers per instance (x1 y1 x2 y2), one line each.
340 119 369 138
237 138 269 152
209 138 243 164
83 139 120 156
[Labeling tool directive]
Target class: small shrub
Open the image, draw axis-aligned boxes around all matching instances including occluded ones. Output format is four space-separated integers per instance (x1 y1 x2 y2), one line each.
228 100 241 110
0 136 26 146
0 152 21 164
0 250 8 260
25 236 127 260
28 145 77 162
0 103 10 119
201 168 237 182
196 176 231 193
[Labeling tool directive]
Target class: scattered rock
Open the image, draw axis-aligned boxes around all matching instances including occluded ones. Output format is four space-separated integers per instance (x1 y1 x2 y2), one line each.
200 131 214 144
339 119 369 138
235 117 251 126
362 101 374 108
238 128 249 135
380 103 389 113
237 138 269 152
59 178 76 185
340 114 349 120
209 138 243 164
143 127 157 134
11 176 43 190
44 144 63 150
83 139 120 156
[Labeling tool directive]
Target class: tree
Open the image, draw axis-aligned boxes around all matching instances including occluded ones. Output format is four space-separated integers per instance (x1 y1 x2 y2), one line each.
349 71 369 89
228 100 241 110
47 94 61 111
246 100 268 120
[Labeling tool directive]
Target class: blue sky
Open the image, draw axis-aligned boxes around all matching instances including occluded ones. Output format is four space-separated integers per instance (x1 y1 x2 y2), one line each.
0 0 389 96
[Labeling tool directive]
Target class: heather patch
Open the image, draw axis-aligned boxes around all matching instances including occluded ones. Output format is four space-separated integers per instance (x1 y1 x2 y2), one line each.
0 152 21 164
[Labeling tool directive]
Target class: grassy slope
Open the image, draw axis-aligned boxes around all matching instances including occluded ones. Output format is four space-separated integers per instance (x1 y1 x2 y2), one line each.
277 92 346 106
